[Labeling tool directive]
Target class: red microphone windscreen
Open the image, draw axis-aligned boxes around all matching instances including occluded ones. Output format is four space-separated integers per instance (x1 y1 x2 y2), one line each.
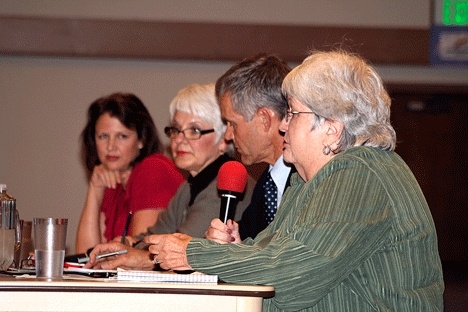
217 161 248 193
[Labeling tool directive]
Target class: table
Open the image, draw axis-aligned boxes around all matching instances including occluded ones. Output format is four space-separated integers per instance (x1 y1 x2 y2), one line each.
0 275 274 312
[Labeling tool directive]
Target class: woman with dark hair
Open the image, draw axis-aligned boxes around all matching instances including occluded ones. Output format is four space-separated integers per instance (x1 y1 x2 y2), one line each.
76 93 184 253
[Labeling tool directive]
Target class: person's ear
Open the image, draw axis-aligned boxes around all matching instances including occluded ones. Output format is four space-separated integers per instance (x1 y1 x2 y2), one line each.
257 108 274 130
325 120 343 146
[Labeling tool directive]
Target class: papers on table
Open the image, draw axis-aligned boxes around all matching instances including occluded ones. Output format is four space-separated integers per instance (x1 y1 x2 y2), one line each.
116 268 218 284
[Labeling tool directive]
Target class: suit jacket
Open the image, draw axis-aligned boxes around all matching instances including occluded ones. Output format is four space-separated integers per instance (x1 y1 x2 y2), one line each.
238 165 295 240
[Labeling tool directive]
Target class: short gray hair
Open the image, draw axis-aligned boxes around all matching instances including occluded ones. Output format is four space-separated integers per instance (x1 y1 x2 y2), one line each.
282 50 396 152
169 83 233 154
215 54 290 121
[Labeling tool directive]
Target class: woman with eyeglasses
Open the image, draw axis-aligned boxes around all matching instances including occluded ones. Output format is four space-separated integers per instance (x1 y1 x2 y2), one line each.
116 83 254 249
76 92 184 253
83 84 254 269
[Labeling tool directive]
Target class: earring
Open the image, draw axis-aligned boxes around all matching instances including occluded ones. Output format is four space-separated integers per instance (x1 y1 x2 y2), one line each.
323 145 331 155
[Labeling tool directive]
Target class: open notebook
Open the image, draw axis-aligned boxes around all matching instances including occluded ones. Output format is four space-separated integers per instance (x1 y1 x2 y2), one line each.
117 268 218 284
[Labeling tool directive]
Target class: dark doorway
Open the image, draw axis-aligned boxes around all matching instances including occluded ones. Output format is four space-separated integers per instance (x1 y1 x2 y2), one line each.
390 92 468 262
390 90 468 311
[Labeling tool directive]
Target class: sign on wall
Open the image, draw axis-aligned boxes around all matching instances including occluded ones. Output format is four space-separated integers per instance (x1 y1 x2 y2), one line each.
430 0 468 65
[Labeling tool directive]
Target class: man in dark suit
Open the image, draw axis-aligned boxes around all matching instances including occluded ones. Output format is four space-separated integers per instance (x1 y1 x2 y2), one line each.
214 53 294 240
237 166 294 240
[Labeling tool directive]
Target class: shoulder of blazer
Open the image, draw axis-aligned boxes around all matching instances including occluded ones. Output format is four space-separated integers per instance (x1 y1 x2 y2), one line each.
257 167 270 184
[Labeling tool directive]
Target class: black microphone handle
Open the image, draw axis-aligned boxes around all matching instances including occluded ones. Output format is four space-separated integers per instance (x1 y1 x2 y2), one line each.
219 191 240 223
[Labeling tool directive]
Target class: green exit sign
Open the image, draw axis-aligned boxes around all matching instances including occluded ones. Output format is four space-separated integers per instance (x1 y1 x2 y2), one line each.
443 0 468 25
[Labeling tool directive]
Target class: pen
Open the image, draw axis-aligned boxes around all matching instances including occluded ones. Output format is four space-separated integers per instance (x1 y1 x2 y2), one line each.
96 249 128 260
121 211 132 244
76 249 128 263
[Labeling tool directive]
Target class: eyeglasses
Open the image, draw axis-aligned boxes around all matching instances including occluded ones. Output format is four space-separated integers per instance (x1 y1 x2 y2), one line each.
285 108 316 122
164 126 215 140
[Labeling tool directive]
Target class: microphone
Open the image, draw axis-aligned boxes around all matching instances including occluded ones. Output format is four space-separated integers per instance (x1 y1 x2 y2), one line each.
217 161 248 223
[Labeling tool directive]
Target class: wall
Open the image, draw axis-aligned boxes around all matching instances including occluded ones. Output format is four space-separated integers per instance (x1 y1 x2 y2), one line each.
0 0 430 27
0 56 229 254
1 1 467 253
